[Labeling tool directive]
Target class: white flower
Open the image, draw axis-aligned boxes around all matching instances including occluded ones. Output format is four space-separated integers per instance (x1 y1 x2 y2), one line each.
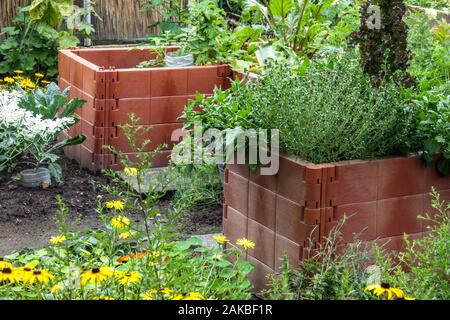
0 90 75 141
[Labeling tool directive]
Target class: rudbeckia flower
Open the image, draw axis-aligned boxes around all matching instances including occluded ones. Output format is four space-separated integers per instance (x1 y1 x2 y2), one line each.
116 271 142 285
23 269 54 285
236 238 255 250
0 267 20 284
106 200 125 211
0 258 12 270
111 215 130 228
365 283 405 300
81 267 114 286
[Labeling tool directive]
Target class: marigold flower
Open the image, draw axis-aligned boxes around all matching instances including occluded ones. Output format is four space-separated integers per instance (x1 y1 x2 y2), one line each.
236 238 255 250
124 167 138 176
213 235 229 244
116 271 142 286
23 269 54 285
111 215 130 229
81 267 114 286
50 235 67 245
106 200 125 211
0 267 20 284
365 283 405 300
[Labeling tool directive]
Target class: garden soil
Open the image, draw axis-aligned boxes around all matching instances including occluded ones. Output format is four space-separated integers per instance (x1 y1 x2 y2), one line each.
0 156 222 256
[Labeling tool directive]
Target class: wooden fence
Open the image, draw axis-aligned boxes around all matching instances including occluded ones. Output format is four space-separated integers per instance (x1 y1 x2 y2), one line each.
0 0 165 42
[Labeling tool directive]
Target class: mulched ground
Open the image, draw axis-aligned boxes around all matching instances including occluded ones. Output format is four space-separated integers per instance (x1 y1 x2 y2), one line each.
0 155 222 256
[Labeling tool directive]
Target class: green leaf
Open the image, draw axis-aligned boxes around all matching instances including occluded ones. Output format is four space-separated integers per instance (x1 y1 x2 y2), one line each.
269 0 294 18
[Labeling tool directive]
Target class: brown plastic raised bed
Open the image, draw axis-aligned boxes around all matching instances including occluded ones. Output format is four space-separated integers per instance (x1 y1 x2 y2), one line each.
58 47 232 171
223 154 450 291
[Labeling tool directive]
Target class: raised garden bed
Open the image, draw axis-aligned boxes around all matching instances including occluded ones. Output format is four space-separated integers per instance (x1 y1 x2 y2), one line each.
223 154 450 291
58 47 232 171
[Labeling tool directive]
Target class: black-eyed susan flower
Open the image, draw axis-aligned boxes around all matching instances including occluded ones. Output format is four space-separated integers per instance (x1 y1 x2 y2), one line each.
213 235 229 244
124 167 138 176
365 283 405 300
0 258 12 270
107 201 125 211
81 267 114 286
0 267 20 284
116 271 142 286
111 215 130 229
19 267 34 283
23 269 54 285
93 296 115 300
236 238 255 250
50 235 67 245
184 292 205 300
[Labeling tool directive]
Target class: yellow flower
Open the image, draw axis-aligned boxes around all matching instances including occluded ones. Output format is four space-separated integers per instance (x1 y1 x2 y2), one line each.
116 271 142 286
111 215 130 229
35 73 44 78
124 167 138 176
19 78 36 90
106 200 125 211
4 77 14 84
184 292 205 300
160 287 173 296
93 296 115 300
142 289 157 300
41 80 51 85
51 284 62 294
19 267 34 283
170 293 184 300
81 267 114 286
213 235 229 244
23 269 54 285
50 235 67 245
14 70 24 74
13 76 23 80
119 231 133 239
0 267 20 284
0 259 12 270
365 283 405 300
236 238 255 250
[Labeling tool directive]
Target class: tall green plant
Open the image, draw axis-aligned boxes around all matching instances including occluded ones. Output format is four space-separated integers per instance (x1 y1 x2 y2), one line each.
0 0 96 77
